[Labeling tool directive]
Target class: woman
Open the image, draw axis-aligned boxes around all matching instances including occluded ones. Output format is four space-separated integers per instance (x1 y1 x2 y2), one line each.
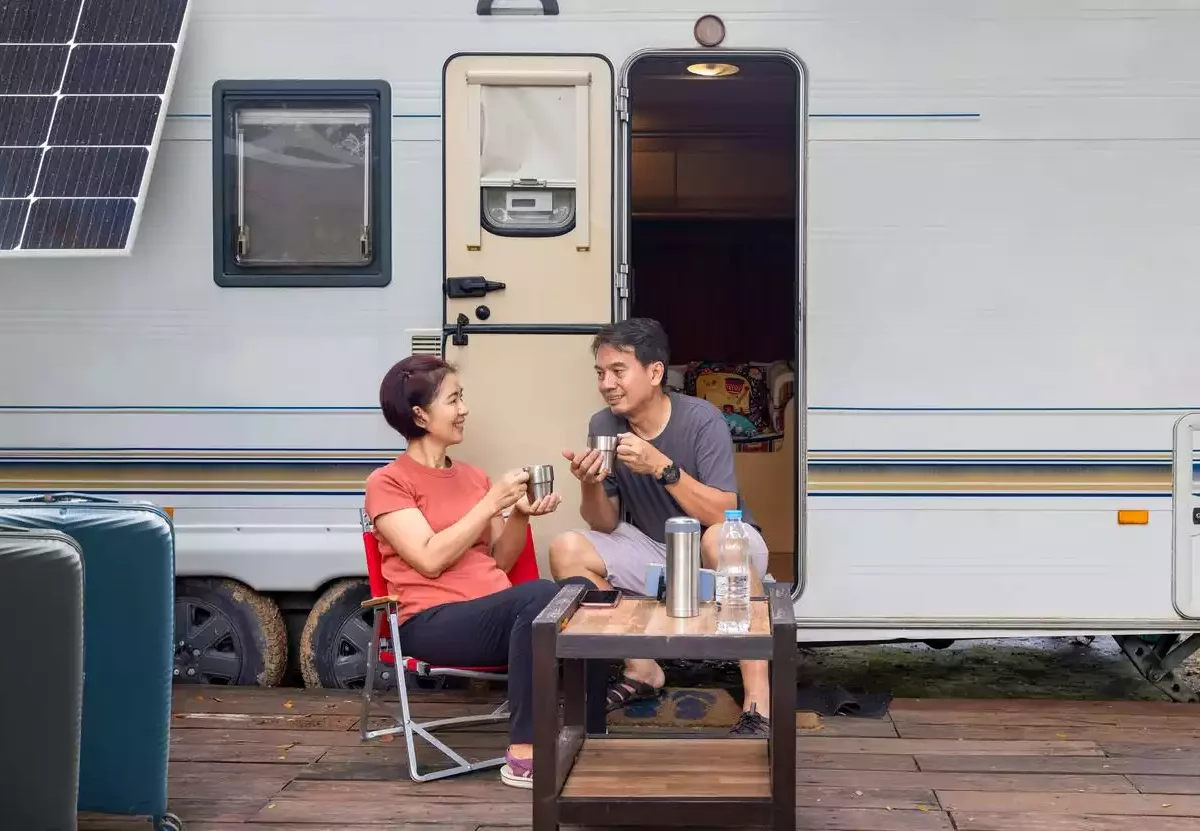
364 354 592 789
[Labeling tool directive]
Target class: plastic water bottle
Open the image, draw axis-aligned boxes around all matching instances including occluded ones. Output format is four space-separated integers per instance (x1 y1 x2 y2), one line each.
715 509 751 634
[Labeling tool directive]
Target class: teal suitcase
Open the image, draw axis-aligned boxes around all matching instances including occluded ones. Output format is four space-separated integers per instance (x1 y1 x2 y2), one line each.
0 494 181 831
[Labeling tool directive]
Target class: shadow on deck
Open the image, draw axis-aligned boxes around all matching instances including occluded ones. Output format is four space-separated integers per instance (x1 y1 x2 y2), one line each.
77 684 1200 830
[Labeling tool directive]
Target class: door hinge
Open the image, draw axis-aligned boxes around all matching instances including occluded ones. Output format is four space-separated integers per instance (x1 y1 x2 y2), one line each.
616 263 630 298
616 86 630 122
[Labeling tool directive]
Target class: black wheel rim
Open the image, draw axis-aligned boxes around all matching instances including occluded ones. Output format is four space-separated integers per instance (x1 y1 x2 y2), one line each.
174 599 244 684
331 607 377 689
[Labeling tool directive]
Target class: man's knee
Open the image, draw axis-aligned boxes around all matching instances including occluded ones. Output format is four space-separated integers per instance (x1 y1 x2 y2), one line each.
549 531 599 577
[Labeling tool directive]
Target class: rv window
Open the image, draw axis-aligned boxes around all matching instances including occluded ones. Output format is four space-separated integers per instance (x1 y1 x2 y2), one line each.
212 81 391 287
479 85 577 236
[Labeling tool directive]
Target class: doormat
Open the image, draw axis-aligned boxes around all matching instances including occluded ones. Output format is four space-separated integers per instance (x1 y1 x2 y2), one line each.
606 686 743 729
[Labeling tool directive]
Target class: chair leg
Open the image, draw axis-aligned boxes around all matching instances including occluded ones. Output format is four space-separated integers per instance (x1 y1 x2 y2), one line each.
357 608 511 782
359 607 381 741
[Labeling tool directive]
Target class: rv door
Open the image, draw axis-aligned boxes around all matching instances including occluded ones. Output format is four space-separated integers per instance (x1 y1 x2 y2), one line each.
442 54 615 563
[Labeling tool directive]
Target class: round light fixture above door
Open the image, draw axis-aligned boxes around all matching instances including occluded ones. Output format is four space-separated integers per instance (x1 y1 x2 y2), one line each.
693 14 726 47
686 62 739 77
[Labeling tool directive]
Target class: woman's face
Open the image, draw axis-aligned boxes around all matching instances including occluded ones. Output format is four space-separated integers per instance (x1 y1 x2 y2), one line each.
416 371 469 446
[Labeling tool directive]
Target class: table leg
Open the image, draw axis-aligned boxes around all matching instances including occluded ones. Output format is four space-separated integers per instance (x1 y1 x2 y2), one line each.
585 659 608 734
532 610 561 831
769 590 797 831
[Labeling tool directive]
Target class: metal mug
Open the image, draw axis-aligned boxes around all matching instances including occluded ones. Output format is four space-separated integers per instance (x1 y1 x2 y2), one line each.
663 516 701 618
524 464 555 502
587 434 618 473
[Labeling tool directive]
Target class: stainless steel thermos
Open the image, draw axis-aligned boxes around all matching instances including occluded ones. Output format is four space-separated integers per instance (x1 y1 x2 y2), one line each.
663 516 701 617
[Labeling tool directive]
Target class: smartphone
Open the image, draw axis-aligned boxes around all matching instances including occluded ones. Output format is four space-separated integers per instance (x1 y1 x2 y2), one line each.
580 589 622 608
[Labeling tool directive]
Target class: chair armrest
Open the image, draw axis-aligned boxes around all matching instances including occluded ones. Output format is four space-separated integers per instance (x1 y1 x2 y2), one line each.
360 595 399 609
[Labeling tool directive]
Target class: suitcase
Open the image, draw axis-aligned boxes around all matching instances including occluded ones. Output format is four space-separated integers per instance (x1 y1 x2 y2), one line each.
0 493 181 831
0 526 84 831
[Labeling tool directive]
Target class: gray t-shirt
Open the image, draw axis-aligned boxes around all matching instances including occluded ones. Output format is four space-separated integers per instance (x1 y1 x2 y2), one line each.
588 392 758 544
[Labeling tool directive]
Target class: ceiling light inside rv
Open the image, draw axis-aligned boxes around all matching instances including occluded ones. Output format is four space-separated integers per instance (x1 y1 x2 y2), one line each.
686 62 739 77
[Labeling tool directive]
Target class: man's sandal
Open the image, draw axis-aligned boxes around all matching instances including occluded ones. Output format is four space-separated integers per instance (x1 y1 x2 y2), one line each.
605 675 663 712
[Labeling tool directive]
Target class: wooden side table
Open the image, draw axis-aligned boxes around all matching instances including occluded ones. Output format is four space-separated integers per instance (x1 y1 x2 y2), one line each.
531 582 796 830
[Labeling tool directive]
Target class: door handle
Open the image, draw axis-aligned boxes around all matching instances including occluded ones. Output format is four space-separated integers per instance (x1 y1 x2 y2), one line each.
446 276 506 299
451 313 470 347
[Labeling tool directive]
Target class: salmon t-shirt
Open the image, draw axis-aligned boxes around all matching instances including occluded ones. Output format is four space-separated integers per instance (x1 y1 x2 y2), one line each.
364 454 511 624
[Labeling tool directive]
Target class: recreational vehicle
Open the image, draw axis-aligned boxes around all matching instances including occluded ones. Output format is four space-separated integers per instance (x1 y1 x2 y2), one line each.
2 0 1199 702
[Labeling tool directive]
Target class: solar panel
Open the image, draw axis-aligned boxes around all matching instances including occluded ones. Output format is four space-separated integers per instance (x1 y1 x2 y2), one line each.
0 0 191 255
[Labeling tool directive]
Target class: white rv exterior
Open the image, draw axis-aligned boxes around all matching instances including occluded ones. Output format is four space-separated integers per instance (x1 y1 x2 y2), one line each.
3 0 1200 695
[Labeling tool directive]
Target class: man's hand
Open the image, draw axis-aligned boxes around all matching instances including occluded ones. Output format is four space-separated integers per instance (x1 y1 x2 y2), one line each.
616 432 670 478
563 448 609 484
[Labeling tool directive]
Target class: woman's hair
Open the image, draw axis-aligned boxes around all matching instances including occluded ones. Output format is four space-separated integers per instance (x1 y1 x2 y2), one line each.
378 354 456 440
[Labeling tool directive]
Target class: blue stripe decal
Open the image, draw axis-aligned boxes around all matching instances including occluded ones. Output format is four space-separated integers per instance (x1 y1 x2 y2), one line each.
167 111 980 121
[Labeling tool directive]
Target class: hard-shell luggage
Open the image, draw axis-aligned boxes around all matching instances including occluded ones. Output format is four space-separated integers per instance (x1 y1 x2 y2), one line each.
0 526 84 831
0 494 180 831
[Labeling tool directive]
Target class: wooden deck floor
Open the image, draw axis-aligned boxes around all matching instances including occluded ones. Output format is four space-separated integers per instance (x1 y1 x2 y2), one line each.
78 684 1200 830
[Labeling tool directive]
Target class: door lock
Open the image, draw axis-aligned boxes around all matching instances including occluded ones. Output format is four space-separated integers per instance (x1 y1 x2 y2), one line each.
446 276 506 299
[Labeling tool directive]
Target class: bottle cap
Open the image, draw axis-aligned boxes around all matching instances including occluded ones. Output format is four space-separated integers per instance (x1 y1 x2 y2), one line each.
724 509 742 521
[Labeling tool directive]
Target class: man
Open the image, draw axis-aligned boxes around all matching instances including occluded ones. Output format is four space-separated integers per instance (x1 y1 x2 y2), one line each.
548 317 773 736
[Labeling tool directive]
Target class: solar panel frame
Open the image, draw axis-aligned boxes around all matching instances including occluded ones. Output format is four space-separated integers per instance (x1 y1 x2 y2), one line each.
0 0 192 257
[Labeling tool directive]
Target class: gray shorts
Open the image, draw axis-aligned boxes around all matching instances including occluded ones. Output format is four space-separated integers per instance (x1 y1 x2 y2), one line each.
579 521 769 596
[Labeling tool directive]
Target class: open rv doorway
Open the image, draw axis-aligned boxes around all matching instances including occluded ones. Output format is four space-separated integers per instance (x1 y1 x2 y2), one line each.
619 51 807 591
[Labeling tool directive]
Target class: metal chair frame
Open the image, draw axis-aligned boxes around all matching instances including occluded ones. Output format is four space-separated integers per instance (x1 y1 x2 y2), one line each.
357 508 520 782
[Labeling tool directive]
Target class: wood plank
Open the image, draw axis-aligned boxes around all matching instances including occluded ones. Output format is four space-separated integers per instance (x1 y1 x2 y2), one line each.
171 712 361 731
796 768 1135 794
167 761 295 803
164 797 271 822
169 728 367 747
190 826 477 831
799 752 919 771
795 785 938 811
484 809 955 831
170 740 328 764
915 754 1200 777
893 710 1200 730
893 698 1189 716
245 793 534 825
952 813 1200 831
277 778 533 803
937 791 1200 816
795 737 1103 756
896 723 1200 744
296 734 510 779
563 597 769 637
560 737 770 798
798 714 900 737
78 815 153 830
1101 743 1200 759
1130 775 1200 795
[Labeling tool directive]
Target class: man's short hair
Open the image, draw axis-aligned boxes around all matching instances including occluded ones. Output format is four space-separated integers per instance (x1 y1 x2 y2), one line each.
592 318 670 383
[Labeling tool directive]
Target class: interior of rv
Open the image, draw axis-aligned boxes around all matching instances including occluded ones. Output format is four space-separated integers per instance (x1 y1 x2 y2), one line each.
624 55 800 581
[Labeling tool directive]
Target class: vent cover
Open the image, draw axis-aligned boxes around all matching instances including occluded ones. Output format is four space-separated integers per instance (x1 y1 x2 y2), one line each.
408 329 443 357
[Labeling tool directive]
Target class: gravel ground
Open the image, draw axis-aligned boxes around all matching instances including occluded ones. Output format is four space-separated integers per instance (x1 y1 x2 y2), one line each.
658 636 1200 702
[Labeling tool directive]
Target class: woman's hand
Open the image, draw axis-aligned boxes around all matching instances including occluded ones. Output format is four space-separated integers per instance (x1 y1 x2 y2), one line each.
513 492 561 517
488 468 531 514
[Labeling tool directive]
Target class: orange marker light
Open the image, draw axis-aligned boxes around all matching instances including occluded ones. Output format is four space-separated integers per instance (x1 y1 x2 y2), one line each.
1117 510 1149 525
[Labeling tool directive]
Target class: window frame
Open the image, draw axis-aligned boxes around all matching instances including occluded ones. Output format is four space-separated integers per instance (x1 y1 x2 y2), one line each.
211 79 392 288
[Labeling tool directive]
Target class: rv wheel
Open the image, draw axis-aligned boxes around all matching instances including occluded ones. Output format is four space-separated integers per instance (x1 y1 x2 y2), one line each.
173 578 288 687
1115 634 1200 703
300 578 401 691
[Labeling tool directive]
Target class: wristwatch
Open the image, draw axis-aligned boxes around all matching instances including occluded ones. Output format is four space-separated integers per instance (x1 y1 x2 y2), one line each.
656 461 680 485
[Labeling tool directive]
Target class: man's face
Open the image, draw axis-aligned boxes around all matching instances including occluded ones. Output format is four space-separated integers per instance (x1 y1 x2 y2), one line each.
594 344 661 416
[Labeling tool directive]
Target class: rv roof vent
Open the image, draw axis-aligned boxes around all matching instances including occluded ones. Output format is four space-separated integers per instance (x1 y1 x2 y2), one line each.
477 0 559 15
408 329 444 357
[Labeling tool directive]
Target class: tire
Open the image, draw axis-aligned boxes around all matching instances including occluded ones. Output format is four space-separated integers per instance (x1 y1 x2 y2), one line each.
300 578 399 691
173 577 288 687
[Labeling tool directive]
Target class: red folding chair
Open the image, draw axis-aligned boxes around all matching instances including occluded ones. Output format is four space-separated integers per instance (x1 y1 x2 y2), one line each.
356 507 539 781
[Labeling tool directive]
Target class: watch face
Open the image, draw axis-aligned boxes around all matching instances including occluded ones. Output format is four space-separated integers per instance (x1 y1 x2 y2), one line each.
661 464 680 484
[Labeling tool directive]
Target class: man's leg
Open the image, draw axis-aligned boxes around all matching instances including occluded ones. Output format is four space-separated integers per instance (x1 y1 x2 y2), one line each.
548 524 667 706
701 523 772 725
